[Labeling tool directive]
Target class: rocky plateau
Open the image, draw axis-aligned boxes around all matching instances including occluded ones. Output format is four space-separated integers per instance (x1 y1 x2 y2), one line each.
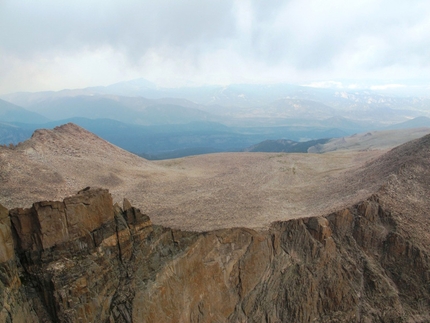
1 125 430 322
0 123 409 231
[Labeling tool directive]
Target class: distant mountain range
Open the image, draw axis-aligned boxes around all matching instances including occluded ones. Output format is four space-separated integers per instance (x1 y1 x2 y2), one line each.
24 95 220 125
0 98 48 124
1 79 430 158
386 116 430 130
4 78 430 113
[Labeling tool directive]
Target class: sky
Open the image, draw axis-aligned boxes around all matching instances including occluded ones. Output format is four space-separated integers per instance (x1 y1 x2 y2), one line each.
1 0 430 95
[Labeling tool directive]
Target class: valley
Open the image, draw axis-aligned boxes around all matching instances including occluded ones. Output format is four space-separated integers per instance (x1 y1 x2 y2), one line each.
2 80 430 159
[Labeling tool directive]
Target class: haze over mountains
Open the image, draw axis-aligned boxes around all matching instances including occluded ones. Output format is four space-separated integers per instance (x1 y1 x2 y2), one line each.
1 78 430 159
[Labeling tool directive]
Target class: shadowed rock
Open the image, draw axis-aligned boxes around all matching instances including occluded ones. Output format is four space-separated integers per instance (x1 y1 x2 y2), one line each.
1 185 430 322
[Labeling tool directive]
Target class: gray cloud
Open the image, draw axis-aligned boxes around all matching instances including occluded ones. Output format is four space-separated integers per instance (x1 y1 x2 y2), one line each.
0 1 236 58
244 0 430 70
1 0 430 93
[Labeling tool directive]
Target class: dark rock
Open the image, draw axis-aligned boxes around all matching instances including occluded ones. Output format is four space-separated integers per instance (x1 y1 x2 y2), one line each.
1 188 430 322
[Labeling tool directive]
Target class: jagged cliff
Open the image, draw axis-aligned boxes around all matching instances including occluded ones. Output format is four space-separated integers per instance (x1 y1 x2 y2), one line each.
1 186 430 322
1 134 430 322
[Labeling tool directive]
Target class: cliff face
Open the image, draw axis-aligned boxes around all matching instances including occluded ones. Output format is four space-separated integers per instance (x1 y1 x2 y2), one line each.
1 185 430 323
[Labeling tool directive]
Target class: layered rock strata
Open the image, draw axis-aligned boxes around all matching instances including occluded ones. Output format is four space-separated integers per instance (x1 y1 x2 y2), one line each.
1 187 429 322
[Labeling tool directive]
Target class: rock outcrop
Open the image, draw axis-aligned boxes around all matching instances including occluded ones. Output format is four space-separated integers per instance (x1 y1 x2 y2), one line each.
1 185 430 322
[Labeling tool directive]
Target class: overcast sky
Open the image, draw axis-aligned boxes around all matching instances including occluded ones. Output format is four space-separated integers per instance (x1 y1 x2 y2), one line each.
1 0 430 94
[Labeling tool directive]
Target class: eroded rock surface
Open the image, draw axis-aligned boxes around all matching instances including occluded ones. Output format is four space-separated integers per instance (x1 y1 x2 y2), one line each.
1 185 430 322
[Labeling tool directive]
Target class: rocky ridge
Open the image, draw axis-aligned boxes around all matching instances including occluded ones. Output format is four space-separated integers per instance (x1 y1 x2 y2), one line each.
1 136 430 322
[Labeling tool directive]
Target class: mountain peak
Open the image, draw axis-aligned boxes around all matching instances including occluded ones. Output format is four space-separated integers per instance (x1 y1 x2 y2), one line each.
53 122 93 135
30 122 102 146
1 123 157 209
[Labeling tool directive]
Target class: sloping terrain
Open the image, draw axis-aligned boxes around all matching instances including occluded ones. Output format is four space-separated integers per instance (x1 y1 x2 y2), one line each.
1 123 429 232
1 131 430 321
0 123 168 209
308 127 430 153
387 116 430 129
0 123 389 231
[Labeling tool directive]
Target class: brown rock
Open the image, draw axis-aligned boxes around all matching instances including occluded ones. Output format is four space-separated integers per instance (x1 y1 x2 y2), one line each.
0 203 14 263
63 187 114 239
10 187 114 252
327 208 354 238
9 207 42 252
33 201 68 249
0 203 40 322
2 188 430 322
122 198 132 211
306 216 332 242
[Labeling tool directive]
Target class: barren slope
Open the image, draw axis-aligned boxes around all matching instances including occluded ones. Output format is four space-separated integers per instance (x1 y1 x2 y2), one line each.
308 127 430 153
1 123 423 231
0 123 169 207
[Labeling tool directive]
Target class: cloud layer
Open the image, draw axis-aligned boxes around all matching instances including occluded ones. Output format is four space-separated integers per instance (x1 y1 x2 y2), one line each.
1 0 430 93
